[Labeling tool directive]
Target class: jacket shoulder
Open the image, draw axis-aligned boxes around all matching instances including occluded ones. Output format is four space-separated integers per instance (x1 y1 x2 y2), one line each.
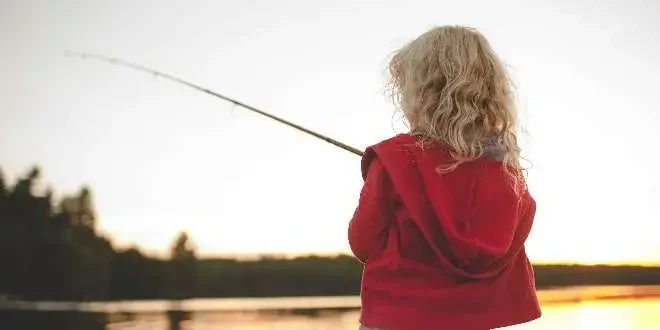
372 133 417 148
361 134 420 179
366 134 420 155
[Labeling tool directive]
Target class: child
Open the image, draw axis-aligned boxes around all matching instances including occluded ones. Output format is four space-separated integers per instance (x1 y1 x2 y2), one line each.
349 26 540 330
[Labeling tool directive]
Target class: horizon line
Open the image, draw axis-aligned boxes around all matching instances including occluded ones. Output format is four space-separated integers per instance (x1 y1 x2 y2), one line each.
111 246 660 267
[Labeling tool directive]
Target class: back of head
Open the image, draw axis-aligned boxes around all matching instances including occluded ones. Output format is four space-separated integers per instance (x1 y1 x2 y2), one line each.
388 26 525 191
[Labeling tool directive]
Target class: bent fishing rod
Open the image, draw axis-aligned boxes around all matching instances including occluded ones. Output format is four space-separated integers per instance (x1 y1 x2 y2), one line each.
65 52 364 157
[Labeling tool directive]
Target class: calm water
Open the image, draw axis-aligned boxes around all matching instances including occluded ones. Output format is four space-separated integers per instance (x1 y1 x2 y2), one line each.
1 286 659 329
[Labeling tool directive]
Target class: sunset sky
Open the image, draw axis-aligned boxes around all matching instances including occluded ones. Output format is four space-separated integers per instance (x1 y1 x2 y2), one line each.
1 0 659 264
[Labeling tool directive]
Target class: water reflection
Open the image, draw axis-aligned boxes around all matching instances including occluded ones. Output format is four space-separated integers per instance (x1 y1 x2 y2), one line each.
1 297 659 329
167 310 191 330
0 310 107 330
505 298 660 330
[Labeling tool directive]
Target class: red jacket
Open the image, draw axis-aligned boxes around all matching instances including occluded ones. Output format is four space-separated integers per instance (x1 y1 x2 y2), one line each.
349 134 540 330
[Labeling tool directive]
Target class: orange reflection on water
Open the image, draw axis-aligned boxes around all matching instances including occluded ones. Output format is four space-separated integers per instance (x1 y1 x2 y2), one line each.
504 298 660 330
172 298 660 330
104 297 660 329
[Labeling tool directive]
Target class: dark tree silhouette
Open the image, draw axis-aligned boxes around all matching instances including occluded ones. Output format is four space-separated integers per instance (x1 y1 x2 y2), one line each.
169 231 197 299
0 166 112 300
0 165 659 302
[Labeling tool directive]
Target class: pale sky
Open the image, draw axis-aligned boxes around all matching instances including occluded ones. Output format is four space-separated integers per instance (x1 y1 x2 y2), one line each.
1 0 659 264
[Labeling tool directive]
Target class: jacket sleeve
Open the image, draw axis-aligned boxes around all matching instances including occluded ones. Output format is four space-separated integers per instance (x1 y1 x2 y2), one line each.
348 156 394 263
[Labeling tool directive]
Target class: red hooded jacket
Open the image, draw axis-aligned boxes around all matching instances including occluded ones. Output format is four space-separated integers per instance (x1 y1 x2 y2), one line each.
349 134 540 330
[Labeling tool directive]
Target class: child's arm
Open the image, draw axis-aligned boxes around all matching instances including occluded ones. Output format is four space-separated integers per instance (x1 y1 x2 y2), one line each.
348 157 393 263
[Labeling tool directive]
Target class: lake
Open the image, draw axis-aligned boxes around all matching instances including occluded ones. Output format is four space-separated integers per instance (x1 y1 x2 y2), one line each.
1 286 659 329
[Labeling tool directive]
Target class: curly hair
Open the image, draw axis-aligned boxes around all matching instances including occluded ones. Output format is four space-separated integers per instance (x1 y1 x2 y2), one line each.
387 25 526 193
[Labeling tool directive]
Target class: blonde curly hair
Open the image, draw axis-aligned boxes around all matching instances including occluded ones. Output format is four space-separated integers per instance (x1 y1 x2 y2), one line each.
388 25 526 193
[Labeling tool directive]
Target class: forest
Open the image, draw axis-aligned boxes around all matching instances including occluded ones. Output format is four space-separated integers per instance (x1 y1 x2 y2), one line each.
1 166 660 301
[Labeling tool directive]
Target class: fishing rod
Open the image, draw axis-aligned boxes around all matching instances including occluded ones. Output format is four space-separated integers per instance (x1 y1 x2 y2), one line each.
65 52 364 157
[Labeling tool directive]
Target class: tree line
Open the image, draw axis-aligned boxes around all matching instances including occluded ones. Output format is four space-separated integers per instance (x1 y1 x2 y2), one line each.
0 166 195 301
1 166 659 302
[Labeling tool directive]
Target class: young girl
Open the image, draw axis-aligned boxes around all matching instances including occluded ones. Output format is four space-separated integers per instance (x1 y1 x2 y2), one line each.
348 26 540 330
